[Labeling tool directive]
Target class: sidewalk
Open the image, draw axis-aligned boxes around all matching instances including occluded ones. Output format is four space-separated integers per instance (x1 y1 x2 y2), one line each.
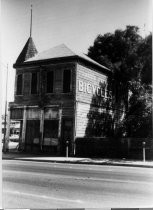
2 150 153 168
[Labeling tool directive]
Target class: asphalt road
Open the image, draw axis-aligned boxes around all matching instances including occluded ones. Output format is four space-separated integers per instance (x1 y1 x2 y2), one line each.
2 160 153 208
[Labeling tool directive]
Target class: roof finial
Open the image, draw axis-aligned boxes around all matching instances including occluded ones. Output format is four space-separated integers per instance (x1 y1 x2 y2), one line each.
30 4 33 37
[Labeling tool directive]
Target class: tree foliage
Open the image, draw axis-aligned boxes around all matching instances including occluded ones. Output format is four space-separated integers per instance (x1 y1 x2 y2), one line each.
88 26 152 137
137 33 152 84
125 82 152 137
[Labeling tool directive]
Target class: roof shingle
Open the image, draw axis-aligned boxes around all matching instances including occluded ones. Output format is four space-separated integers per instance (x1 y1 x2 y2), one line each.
25 44 110 71
15 37 38 64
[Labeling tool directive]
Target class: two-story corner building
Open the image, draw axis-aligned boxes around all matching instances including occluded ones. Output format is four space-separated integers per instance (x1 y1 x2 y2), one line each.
7 36 112 156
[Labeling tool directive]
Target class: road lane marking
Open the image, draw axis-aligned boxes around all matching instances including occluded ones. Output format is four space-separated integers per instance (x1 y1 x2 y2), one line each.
3 169 153 186
4 190 83 204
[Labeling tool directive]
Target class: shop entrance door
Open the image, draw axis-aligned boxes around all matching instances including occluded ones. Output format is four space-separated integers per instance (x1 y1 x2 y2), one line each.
25 120 40 152
61 119 73 155
43 120 59 154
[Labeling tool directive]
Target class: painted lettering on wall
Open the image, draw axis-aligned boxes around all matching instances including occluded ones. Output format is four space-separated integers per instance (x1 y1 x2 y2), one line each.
78 80 111 98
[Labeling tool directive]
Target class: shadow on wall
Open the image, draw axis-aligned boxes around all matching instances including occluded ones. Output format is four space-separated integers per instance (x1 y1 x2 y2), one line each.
85 81 113 137
75 79 153 159
75 80 122 158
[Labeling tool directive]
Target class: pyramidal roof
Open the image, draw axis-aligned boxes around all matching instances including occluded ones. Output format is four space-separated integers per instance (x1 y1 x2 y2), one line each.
15 37 38 64
25 44 110 71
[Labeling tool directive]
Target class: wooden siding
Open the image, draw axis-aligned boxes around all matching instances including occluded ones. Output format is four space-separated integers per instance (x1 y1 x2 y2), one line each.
62 105 74 117
76 63 108 104
75 63 110 138
76 102 90 137
75 102 112 138
14 62 76 107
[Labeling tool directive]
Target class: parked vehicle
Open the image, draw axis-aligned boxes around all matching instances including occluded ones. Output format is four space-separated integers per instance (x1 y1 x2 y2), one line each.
8 140 19 150
2 135 19 150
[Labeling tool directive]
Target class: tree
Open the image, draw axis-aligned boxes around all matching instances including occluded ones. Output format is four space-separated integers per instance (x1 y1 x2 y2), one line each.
124 82 152 137
137 33 152 84
88 26 142 107
88 26 152 137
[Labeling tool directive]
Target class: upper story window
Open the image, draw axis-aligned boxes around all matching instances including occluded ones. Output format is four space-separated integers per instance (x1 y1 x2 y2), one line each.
31 72 38 94
16 74 23 95
63 69 71 93
47 71 54 93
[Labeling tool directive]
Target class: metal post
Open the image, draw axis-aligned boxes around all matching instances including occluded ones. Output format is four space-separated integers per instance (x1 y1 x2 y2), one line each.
3 64 8 153
5 108 11 151
142 142 146 162
21 106 27 151
66 140 69 158
40 109 44 152
57 107 62 154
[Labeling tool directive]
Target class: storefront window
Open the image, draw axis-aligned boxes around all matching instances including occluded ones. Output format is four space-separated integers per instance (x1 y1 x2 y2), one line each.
44 120 58 138
10 108 23 120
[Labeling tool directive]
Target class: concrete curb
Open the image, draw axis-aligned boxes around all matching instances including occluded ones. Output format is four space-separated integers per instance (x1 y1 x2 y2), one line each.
3 156 153 168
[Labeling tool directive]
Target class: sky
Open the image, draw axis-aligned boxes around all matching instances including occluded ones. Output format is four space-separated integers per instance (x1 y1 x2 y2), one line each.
1 0 152 114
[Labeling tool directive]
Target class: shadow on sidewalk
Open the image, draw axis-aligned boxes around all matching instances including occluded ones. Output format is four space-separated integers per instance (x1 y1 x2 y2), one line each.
2 148 59 160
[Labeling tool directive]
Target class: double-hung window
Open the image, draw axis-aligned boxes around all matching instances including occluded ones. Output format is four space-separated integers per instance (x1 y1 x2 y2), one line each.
31 72 38 94
47 71 54 93
63 69 71 93
16 74 23 95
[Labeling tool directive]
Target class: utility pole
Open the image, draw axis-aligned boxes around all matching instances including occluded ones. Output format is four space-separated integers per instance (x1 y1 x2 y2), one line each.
3 64 8 153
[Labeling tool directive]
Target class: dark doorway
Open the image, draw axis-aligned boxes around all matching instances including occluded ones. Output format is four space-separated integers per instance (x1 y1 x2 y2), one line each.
43 120 59 154
25 120 40 152
61 118 73 155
